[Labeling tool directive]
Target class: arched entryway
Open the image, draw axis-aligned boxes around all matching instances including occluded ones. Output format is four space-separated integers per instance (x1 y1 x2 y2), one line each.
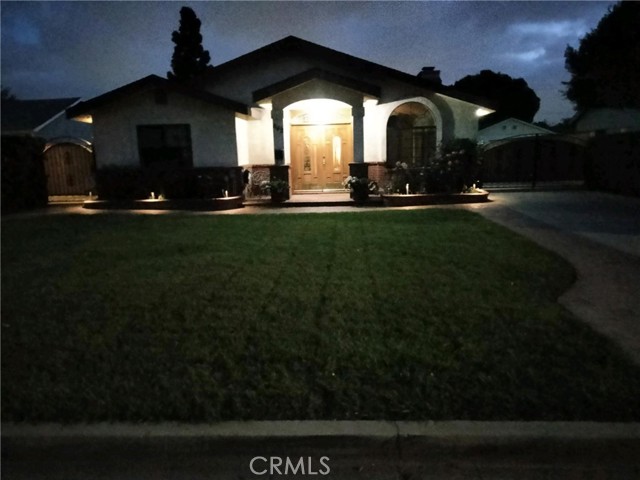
386 102 437 167
288 99 352 191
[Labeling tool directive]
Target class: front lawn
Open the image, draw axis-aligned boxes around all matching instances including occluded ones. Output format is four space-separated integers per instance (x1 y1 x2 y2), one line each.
2 209 639 422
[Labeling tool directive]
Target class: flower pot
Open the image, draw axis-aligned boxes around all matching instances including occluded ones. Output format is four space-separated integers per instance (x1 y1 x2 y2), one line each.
352 190 369 204
271 191 287 203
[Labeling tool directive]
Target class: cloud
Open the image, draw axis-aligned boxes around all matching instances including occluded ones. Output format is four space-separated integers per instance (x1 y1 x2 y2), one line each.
0 0 618 123
503 48 547 63
509 20 589 38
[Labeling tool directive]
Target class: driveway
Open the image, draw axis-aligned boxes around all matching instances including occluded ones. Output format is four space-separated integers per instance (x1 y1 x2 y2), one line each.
468 190 640 365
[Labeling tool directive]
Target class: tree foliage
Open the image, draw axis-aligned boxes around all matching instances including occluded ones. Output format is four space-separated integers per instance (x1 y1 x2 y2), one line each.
167 7 211 82
453 70 540 127
564 1 640 111
1 87 17 101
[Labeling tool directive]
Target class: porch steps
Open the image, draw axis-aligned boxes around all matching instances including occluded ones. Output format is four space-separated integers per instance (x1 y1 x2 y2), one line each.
244 193 383 208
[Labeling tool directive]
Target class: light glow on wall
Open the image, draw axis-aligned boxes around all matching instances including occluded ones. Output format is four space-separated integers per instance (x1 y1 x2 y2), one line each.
73 114 93 124
287 98 351 125
475 108 493 118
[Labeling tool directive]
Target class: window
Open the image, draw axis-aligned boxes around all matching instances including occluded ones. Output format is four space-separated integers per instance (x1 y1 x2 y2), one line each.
137 124 192 169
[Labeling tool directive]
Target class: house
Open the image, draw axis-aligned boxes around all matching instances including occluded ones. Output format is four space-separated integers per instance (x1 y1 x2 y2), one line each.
2 97 95 196
571 108 640 196
477 117 554 145
477 118 589 185
571 108 640 137
67 36 493 197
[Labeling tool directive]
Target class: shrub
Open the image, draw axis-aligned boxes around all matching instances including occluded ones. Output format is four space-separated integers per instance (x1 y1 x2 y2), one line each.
96 165 242 200
95 165 147 200
1 135 48 213
426 138 481 193
387 163 425 194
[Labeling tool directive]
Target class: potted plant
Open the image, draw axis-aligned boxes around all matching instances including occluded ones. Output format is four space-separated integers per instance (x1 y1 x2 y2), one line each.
343 176 378 203
266 178 290 203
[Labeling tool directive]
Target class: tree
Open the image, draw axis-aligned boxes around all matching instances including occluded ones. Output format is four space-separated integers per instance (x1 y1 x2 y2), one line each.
167 7 211 82
1 87 17 101
564 1 640 111
452 70 540 127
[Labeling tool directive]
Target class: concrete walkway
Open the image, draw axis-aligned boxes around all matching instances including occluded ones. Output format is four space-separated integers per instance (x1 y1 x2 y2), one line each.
466 191 640 367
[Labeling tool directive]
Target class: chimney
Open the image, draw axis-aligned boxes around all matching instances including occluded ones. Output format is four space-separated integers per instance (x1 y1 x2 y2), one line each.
417 66 442 85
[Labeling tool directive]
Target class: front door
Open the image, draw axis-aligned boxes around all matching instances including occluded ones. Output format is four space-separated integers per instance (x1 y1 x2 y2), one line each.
291 124 352 191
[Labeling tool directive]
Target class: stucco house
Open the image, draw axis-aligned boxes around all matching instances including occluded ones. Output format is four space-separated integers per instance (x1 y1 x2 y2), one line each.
477 118 554 145
67 36 493 197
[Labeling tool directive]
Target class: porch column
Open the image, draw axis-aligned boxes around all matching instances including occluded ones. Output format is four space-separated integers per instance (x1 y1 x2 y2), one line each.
271 108 285 165
352 105 365 164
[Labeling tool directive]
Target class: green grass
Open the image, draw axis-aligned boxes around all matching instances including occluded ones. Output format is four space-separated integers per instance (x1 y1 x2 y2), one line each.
2 209 639 422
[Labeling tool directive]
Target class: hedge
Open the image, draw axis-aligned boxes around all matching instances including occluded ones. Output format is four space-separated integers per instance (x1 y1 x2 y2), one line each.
1 135 48 214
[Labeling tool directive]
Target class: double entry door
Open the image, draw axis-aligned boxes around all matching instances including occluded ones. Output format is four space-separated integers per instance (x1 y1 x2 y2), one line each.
290 124 352 191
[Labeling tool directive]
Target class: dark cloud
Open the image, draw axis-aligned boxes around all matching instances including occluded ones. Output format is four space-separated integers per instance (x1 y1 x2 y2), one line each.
1 1 616 123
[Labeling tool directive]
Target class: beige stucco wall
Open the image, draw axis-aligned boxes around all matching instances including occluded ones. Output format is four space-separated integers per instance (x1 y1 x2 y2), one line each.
91 89 238 168
235 108 275 166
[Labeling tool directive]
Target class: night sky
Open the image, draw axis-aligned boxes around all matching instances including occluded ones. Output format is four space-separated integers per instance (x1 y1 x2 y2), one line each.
1 1 616 124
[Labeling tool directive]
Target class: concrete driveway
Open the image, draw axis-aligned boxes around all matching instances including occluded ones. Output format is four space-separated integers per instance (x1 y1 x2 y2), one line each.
482 190 640 257
469 190 640 365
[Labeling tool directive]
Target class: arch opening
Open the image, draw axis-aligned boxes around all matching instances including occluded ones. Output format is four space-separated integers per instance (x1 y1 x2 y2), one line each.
386 102 437 167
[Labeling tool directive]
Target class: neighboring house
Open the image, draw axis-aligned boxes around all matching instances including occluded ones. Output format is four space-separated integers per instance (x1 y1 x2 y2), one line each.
477 117 554 144
67 36 493 195
571 108 640 136
2 97 95 196
478 118 587 185
571 108 640 196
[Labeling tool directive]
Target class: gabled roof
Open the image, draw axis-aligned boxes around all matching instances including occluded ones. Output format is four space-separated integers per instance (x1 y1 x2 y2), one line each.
479 117 555 135
253 68 381 103
2 97 81 133
209 36 493 108
67 75 250 119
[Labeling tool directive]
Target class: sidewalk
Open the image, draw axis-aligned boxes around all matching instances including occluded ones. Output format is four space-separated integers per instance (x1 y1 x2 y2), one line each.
467 192 640 366
3 421 640 479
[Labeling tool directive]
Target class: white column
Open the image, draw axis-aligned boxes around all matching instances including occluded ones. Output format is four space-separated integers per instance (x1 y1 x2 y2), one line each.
271 109 285 165
352 105 365 164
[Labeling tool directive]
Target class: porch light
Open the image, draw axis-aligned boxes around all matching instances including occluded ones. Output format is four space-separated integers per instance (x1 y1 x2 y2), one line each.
73 114 93 124
475 108 493 118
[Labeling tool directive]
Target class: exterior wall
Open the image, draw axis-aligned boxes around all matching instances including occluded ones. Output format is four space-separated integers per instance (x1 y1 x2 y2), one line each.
92 90 238 168
234 109 274 167
207 53 484 166
435 94 481 141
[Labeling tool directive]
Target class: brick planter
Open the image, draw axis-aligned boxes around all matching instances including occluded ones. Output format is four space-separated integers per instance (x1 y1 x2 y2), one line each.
381 190 490 207
83 196 244 211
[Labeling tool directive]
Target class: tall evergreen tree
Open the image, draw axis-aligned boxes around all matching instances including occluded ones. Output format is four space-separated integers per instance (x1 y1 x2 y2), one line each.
167 7 211 82
564 1 640 111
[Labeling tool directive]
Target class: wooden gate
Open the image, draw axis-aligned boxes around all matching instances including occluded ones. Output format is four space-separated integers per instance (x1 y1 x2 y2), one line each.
43 143 95 195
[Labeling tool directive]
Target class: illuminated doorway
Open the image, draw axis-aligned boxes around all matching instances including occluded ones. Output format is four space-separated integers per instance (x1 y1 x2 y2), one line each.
288 99 352 191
